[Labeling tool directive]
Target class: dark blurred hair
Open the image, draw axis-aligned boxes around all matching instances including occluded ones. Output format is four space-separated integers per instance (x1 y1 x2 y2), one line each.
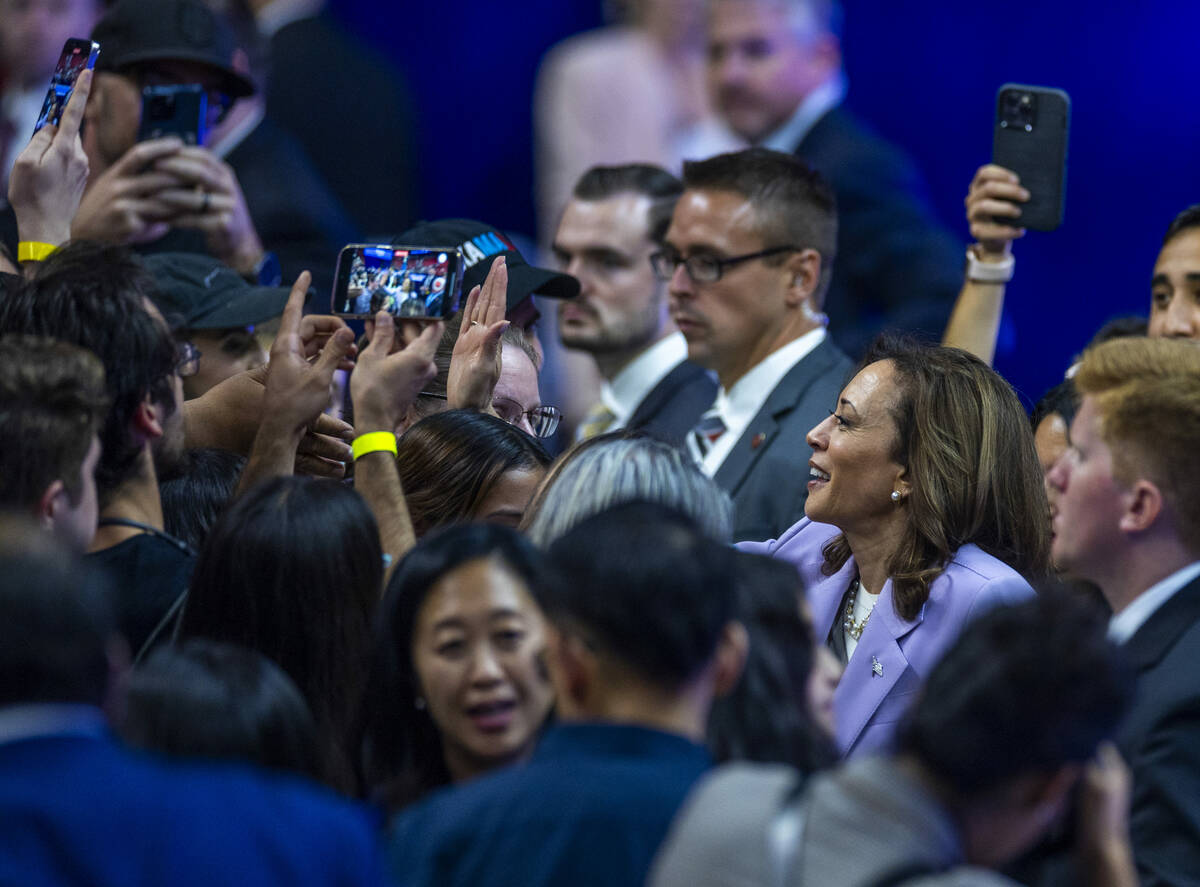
178 476 381 794
681 148 838 303
160 448 246 551
358 523 551 810
1030 378 1079 435
543 502 738 689
396 410 551 537
0 517 113 707
1087 315 1148 347
572 163 683 244
121 639 322 781
822 335 1050 621
707 552 836 773
1162 204 1200 247
897 592 1133 795
0 335 108 508
0 242 177 501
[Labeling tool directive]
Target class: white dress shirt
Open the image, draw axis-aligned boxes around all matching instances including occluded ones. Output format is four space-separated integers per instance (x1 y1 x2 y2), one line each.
761 74 847 154
595 333 692 432
1108 560 1200 645
698 328 827 477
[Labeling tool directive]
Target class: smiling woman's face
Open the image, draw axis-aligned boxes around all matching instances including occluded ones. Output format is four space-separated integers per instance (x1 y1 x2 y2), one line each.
803 359 908 536
411 556 554 782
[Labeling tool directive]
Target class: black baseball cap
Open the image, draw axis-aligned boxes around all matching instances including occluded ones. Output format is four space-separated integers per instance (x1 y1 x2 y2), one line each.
145 253 292 330
394 219 579 314
92 0 255 99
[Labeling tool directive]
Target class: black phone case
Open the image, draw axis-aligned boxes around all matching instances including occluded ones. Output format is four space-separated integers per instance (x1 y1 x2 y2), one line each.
992 84 1070 231
138 86 205 145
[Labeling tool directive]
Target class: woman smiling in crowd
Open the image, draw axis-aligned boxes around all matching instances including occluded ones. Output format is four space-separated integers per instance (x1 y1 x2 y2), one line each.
357 523 555 810
742 337 1050 758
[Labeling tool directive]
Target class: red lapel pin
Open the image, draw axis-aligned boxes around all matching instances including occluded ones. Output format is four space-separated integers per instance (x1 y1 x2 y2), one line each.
751 433 766 450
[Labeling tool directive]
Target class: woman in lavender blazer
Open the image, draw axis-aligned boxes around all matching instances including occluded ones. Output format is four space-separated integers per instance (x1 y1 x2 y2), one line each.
742 339 1049 759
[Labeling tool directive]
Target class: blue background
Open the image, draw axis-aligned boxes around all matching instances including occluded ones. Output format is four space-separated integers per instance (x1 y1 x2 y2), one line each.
330 0 1200 408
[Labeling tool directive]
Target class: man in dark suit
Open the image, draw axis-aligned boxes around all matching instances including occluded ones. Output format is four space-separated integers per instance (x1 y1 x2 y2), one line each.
705 0 962 357
552 163 716 447
1045 336 1200 886
0 520 385 887
387 504 747 887
659 147 853 542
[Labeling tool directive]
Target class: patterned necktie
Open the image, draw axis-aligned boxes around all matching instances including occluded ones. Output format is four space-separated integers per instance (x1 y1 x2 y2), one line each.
577 403 617 440
689 405 727 461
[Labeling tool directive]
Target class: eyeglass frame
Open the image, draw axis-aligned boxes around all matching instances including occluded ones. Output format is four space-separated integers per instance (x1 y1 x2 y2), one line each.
418 391 563 439
174 341 201 378
649 244 800 283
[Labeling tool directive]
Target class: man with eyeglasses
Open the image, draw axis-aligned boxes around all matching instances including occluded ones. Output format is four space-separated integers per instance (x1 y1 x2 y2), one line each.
660 147 852 542
69 0 355 292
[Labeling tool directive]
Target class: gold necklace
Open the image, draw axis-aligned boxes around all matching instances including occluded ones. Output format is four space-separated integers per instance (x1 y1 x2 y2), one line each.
842 578 876 640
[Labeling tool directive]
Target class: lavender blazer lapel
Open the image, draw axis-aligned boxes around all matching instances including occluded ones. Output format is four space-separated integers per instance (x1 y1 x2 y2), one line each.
833 580 924 755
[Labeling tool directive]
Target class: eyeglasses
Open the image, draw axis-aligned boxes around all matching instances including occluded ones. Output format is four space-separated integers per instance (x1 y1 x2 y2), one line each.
649 245 799 283
175 341 201 378
418 392 563 439
492 398 562 439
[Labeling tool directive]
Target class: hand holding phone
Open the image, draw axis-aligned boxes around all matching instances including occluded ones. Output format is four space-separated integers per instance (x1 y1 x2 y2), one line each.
138 85 207 145
965 164 1031 258
33 38 100 137
10 69 94 247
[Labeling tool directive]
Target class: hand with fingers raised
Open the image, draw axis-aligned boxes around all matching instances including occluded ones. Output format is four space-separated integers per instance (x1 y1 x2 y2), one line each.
351 310 441 435
447 255 510 412
9 68 94 249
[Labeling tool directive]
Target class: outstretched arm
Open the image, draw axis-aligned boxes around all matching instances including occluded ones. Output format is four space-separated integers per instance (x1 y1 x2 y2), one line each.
942 164 1029 365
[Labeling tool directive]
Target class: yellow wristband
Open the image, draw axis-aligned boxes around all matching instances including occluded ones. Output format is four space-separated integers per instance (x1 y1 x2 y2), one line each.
17 241 57 262
351 431 398 461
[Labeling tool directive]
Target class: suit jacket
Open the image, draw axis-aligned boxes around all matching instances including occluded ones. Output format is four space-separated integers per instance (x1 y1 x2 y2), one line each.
741 518 1034 757
715 337 854 543
625 359 716 449
0 727 384 887
1115 575 1200 887
794 107 963 358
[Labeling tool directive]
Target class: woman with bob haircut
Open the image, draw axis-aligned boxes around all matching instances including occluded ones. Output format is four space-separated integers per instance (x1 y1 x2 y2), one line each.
743 336 1050 758
178 476 382 794
396 410 552 536
521 431 733 548
357 523 555 811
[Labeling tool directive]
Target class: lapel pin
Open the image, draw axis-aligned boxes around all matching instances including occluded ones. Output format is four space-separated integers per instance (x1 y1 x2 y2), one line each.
751 432 766 450
871 656 883 678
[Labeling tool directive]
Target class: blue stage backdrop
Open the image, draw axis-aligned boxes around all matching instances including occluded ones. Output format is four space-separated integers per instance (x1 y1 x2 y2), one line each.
331 0 1200 408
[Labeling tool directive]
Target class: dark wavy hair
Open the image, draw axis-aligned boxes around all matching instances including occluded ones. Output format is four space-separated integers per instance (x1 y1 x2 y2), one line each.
822 336 1050 620
356 523 552 811
178 476 382 795
396 409 551 537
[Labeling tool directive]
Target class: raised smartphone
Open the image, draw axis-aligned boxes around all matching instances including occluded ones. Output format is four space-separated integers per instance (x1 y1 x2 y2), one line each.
32 38 100 135
332 245 464 320
138 84 207 145
992 83 1071 231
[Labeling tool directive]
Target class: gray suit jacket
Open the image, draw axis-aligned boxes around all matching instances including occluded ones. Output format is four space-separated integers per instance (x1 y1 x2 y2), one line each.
651 759 1019 887
714 337 854 543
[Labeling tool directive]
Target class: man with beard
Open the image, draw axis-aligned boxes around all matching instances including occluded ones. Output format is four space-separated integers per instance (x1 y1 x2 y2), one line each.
553 164 716 446
0 242 193 656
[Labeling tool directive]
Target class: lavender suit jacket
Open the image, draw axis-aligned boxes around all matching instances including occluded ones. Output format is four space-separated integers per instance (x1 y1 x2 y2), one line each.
740 518 1034 759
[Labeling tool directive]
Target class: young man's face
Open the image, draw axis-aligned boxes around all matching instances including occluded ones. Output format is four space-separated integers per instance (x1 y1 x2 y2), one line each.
553 193 665 358
1046 396 1128 583
1149 227 1200 341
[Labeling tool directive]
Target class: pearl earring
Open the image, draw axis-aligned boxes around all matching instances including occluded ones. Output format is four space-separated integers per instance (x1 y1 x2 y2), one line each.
414 696 427 710
890 490 901 503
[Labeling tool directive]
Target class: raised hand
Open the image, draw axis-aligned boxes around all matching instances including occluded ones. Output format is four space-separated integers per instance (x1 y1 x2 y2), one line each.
447 255 509 411
965 164 1030 259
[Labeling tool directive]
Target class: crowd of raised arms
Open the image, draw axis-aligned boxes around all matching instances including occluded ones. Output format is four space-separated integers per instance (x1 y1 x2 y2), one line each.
1 0 1198 886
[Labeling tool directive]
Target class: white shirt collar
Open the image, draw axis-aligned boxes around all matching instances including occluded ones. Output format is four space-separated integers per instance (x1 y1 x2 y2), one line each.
599 332 691 428
699 328 827 476
761 74 847 153
0 703 107 747
256 0 325 38
1108 560 1200 645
